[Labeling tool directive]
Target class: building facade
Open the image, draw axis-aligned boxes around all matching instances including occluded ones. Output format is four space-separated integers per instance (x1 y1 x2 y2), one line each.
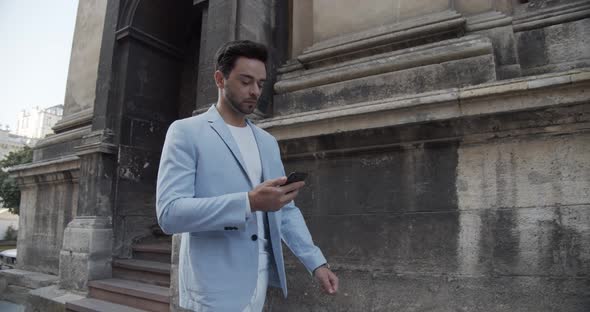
1 0 589 311
15 105 64 139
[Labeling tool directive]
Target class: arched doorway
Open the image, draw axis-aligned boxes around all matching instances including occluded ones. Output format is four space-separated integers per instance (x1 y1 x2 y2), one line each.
109 0 202 259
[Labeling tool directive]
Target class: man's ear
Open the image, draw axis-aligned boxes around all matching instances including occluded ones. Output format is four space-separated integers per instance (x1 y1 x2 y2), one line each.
214 70 225 89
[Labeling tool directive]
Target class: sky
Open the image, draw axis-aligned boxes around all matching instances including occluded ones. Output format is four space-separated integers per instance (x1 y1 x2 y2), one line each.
0 1 79 132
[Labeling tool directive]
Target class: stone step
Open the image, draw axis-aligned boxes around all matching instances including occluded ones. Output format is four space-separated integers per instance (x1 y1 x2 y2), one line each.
132 243 171 263
112 259 171 287
67 297 147 312
88 278 169 312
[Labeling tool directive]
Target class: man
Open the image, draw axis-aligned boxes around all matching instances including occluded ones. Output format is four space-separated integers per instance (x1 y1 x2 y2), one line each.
156 40 338 311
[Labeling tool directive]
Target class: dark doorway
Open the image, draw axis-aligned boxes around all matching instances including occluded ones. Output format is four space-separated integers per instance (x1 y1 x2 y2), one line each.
110 0 203 258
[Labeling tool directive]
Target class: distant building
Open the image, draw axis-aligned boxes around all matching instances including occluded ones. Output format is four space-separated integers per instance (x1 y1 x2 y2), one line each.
15 104 64 139
0 128 34 161
0 209 18 240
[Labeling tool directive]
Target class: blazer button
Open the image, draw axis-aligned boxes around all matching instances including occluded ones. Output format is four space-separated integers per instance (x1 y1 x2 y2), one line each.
251 234 258 241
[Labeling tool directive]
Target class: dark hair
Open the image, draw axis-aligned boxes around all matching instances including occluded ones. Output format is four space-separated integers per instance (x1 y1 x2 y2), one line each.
214 40 268 77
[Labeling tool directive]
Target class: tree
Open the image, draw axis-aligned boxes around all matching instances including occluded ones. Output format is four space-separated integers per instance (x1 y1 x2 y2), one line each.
0 146 33 215
4 225 17 241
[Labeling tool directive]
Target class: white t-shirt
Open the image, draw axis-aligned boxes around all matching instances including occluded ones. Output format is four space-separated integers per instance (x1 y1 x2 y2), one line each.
227 123 268 245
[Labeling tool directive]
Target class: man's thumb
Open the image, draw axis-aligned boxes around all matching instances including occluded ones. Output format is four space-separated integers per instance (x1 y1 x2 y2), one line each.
267 176 287 186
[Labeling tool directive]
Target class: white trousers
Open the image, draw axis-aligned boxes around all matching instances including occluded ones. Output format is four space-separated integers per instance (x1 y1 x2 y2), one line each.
242 244 270 312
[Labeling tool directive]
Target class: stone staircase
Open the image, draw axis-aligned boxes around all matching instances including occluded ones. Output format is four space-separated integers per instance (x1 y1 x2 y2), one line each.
66 242 172 312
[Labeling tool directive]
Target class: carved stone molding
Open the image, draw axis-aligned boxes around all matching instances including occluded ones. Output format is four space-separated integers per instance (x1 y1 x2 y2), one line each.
74 129 118 156
52 108 94 133
293 10 466 69
275 35 493 94
465 11 513 32
8 155 80 188
260 69 590 141
513 0 590 32
115 26 184 60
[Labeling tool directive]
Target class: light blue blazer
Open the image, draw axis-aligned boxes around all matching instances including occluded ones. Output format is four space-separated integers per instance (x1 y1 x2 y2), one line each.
156 105 326 311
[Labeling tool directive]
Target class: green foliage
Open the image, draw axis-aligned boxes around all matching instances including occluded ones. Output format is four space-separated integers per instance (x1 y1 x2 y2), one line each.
0 146 33 215
4 225 17 241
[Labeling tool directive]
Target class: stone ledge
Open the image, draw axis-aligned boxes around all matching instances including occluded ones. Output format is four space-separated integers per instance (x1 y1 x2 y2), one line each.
0 269 61 306
513 1 590 32
0 269 59 289
7 155 79 178
294 10 465 68
259 69 590 141
275 35 493 94
34 125 91 149
27 285 85 312
466 11 512 32
74 129 118 156
52 108 93 134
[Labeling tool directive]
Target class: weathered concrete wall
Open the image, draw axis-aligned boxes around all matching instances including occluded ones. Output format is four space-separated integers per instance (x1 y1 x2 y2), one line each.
264 0 590 310
456 134 590 277
264 103 590 311
9 158 79 275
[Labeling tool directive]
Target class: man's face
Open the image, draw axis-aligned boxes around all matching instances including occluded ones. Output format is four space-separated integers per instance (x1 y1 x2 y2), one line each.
221 57 267 115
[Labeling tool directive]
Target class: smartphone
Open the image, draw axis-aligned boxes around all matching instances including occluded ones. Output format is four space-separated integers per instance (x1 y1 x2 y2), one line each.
282 172 308 186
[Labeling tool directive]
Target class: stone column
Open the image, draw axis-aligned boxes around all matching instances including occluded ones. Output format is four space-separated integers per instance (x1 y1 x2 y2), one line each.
59 130 117 291
55 0 119 292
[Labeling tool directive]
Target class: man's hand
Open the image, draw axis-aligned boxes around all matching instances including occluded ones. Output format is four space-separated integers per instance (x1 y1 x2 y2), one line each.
314 266 339 295
248 177 305 212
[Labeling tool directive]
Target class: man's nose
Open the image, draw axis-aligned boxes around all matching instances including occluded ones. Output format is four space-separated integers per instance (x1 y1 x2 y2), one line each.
250 84 261 98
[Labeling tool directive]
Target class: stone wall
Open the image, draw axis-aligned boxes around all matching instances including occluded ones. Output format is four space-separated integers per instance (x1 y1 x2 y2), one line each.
263 74 590 311
262 0 590 310
9 157 79 275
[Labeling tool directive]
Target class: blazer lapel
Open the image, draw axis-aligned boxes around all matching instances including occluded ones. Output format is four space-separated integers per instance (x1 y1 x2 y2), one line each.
248 120 272 183
207 106 251 186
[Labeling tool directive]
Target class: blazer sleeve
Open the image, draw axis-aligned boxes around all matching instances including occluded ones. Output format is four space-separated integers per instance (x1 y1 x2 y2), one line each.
270 138 327 274
281 201 327 274
156 120 249 234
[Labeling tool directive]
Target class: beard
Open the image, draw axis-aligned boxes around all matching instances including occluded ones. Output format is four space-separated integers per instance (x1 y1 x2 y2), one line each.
224 85 257 115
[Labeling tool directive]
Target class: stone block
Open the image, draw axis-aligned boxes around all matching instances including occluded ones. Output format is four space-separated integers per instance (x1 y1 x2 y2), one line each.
312 0 396 42
59 217 113 291
119 117 168 150
515 6 590 75
0 285 30 305
454 0 493 16
492 206 590 277
544 18 590 66
298 10 465 68
469 22 521 79
286 143 458 216
0 269 58 290
26 285 84 312
398 0 450 20
266 272 590 311
275 53 495 116
306 213 460 274
457 133 590 210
